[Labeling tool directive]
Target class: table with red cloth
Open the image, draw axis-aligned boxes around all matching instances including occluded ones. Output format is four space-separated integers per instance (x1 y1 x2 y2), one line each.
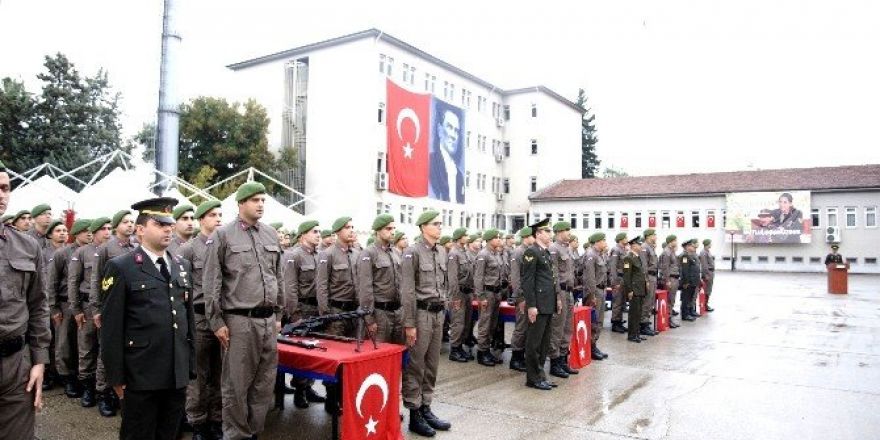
277 337 406 440
471 299 517 322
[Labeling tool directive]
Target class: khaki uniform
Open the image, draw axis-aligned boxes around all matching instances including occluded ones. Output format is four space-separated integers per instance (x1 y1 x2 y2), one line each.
0 223 50 440
166 234 188 259
179 234 222 426
68 243 99 382
401 240 448 409
658 247 680 319
446 244 474 349
583 247 607 343
316 243 359 337
508 244 528 351
639 244 659 324
474 247 507 352
608 244 627 323
203 218 284 440
699 249 715 301
46 244 79 377
548 241 574 359
357 243 403 344
283 244 320 321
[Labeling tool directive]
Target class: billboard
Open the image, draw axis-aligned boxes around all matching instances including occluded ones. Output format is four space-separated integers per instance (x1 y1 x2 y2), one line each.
386 79 465 204
724 191 812 244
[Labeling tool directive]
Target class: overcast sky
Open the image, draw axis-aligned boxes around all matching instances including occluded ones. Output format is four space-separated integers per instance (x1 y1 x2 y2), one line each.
2 0 878 176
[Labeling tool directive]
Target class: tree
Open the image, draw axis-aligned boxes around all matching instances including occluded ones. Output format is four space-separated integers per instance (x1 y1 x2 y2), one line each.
576 88 600 178
602 167 629 178
0 78 37 171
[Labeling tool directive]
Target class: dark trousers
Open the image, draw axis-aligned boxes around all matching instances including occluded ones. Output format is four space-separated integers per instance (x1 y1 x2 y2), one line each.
681 285 697 316
524 314 553 384
628 295 644 339
120 387 186 440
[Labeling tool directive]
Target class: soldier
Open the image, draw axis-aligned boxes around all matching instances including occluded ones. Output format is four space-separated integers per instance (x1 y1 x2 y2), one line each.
622 236 648 343
27 203 52 244
547 222 578 378
508 226 534 372
0 160 51 440
699 239 716 312
679 239 701 321
100 197 195 440
358 214 405 345
401 210 451 436
658 235 681 328
46 218 92 399
178 200 223 440
473 229 508 366
282 220 326 409
638 229 660 337
521 219 558 390
824 244 844 265
203 182 284 440
168 204 195 256
318 229 334 251
11 209 32 232
91 208 137 417
583 232 610 360
68 217 111 408
46 219 69 250
447 227 474 363
392 231 407 258
463 233 483 350
608 233 629 333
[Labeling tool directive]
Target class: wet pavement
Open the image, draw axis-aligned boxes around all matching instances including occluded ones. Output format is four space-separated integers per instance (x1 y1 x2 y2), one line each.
36 271 880 439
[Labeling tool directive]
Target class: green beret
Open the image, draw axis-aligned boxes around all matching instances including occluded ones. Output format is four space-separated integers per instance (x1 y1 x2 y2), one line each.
194 200 222 219
48 219 65 235
89 217 111 233
269 222 283 231
452 227 468 241
70 219 92 236
553 221 571 232
483 229 500 241
518 227 532 238
172 204 194 220
439 236 451 245
468 233 481 243
12 210 29 222
297 220 319 236
111 210 131 228
331 216 352 233
703 239 712 246
235 181 266 202
30 204 51 217
665 234 677 245
615 232 628 242
392 231 406 244
367 236 375 246
416 210 440 227
589 232 606 244
320 229 333 238
643 228 656 238
371 214 394 231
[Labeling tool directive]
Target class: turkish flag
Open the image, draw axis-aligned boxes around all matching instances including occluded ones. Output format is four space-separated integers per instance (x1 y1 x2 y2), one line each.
676 215 685 228
568 306 592 370
707 215 715 228
654 290 669 332
620 215 629 228
341 350 404 440
648 216 656 228
386 79 431 197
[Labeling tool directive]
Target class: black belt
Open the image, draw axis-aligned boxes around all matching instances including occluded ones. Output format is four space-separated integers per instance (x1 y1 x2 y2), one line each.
224 306 275 319
193 303 206 315
56 295 69 302
669 274 680 279
647 270 658 276
485 285 502 293
374 301 401 312
558 283 572 291
617 272 624 277
329 300 358 311
708 269 715 272
416 300 445 313
460 287 474 295
0 335 25 358
596 284 606 289
300 297 319 306
77 292 89 303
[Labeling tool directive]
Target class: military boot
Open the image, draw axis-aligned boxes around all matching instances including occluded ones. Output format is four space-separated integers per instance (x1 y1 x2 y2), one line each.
80 378 97 407
409 408 436 437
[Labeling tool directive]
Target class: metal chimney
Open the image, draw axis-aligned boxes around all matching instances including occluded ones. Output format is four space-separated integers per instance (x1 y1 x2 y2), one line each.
155 0 180 188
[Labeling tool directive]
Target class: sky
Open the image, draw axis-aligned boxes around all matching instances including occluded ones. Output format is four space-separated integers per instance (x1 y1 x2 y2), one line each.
1 0 879 176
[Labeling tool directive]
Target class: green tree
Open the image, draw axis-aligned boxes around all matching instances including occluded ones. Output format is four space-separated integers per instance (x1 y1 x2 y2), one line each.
0 78 37 172
576 88 600 178
602 166 629 178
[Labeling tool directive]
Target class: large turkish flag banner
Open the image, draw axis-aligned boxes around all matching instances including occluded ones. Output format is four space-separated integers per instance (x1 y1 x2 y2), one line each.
341 349 404 440
386 79 431 197
568 306 592 370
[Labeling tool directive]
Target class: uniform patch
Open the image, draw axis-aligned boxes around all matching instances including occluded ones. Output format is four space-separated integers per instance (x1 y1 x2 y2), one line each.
682 258 688 263
524 255 534 262
71 257 79 261
320 259 328 264
206 239 213 245
362 256 371 261
624 263 630 269
405 254 413 259
101 276 114 291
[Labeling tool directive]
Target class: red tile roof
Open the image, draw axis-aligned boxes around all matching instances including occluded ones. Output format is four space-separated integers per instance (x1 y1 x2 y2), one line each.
531 164 880 201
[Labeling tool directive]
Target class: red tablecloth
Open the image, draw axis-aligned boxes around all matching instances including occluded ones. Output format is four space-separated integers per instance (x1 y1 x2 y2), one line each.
471 300 517 322
277 337 405 381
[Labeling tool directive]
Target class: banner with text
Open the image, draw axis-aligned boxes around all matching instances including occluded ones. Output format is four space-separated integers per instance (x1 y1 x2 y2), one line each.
724 191 811 244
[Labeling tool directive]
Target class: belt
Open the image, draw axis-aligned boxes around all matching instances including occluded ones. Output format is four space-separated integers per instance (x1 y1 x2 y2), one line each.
669 274 680 279
224 306 275 319
193 303 206 315
56 295 69 302
708 269 715 272
77 292 89 303
0 335 25 358
558 283 572 291
617 272 624 277
596 284 606 289
485 285 502 294
647 270 658 276
460 287 474 295
329 300 358 311
374 301 401 311
300 297 319 306
416 300 445 313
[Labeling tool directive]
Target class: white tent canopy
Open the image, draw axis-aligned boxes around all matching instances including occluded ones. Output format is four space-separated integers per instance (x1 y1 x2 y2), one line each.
8 175 78 217
220 192 304 231
74 167 155 218
161 187 193 207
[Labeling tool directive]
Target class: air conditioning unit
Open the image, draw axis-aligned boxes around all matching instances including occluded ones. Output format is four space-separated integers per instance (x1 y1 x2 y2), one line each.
495 193 504 202
496 118 505 128
375 172 388 190
825 226 841 243
494 154 504 163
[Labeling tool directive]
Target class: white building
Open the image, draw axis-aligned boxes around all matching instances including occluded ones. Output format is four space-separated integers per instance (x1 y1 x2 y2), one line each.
529 164 880 274
226 29 582 237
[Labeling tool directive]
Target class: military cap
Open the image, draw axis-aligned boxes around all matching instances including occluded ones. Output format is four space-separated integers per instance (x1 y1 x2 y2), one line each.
89 217 111 233
297 220 319 236
452 227 468 241
235 181 266 202
468 233 481 243
131 197 178 225
483 229 500 241
70 218 92 236
172 204 194 221
269 222 283 231
529 218 550 234
320 229 333 238
553 221 571 232
615 232 628 242
703 239 712 246
628 235 643 245
589 232 606 244
30 204 51 218
111 210 131 228
48 219 65 235
367 236 375 246
331 216 352 233
392 231 406 244
643 228 656 238
518 226 533 238
372 214 394 231
665 234 677 245
416 210 440 227
1 214 13 224
439 236 451 245
194 200 222 220
12 210 29 222
683 238 698 247
831 244 839 250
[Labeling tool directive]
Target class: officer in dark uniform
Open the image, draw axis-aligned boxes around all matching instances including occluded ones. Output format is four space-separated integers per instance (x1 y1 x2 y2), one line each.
824 245 844 265
521 219 559 391
679 239 701 321
100 197 195 440
622 236 647 343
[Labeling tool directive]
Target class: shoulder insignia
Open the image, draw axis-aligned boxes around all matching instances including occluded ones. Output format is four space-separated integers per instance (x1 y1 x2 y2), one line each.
682 258 688 263
524 255 534 262
206 239 213 245
624 263 630 269
101 276 114 291
71 257 79 261
362 256 371 261
135 253 144 264
405 254 413 259
320 259 328 264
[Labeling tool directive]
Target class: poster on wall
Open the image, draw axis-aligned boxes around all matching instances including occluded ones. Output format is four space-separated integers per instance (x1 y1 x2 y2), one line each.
724 191 812 244
386 79 466 204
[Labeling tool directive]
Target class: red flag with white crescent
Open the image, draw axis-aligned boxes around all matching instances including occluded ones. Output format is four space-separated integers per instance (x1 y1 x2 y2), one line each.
386 79 431 197
341 350 404 440
568 306 592 370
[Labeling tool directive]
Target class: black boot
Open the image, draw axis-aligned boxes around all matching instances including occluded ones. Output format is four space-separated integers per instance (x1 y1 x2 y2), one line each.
448 347 468 363
304 386 325 403
80 378 97 407
209 421 223 440
324 385 340 415
293 387 309 409
477 351 495 367
639 323 658 337
549 357 569 378
706 304 714 312
595 345 609 359
192 424 211 440
627 335 642 343
64 375 83 398
420 405 451 431
98 389 117 417
561 352 578 374
42 370 58 391
463 345 475 361
508 351 527 372
611 322 628 333
408 408 436 437
590 346 605 361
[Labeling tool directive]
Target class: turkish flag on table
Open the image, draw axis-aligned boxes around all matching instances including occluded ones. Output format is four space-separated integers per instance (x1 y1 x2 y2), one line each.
654 290 669 332
568 306 592 370
341 349 404 440
386 79 431 197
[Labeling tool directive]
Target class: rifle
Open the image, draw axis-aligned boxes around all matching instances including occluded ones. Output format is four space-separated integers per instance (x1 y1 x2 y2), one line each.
280 309 378 352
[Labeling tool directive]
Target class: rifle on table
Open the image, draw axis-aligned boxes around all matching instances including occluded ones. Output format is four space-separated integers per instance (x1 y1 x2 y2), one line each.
280 309 378 352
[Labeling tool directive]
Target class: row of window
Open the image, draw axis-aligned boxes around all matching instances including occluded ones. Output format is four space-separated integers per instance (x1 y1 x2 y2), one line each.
735 256 877 265
810 206 877 229
377 152 539 194
376 203 506 230
531 210 723 230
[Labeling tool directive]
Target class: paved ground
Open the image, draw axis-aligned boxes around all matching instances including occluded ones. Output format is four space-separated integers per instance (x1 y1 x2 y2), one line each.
36 271 880 440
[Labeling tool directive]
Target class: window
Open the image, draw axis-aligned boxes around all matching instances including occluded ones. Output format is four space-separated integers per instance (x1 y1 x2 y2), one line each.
459 212 465 227
379 54 386 74
809 257 821 264
867 207 877 228
582 213 590 229
503 105 510 121
449 83 455 101
826 207 838 227
384 204 391 214
635 212 643 228
402 63 409 83
846 257 857 264
482 175 487 192
408 65 415 84
503 142 510 157
407 206 414 224
476 173 482 191
866 258 877 265
570 214 578 229
466 131 471 149
721 209 727 228
741 256 752 262
811 208 821 229
594 212 602 229
400 205 406 223
691 210 700 228
531 103 537 117
461 88 467 106
377 102 384 123
661 211 671 229
557 213 565 223
443 81 449 99
384 56 394 76
376 152 384 172
530 139 538 155
376 202 383 215
676 210 685 227
792 257 804 263
607 212 616 229
722 256 731 262
477 96 486 112
757 256 768 263
845 207 857 228
503 178 510 194
530 177 537 192
707 209 716 228
775 256 786 263
465 171 470 188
